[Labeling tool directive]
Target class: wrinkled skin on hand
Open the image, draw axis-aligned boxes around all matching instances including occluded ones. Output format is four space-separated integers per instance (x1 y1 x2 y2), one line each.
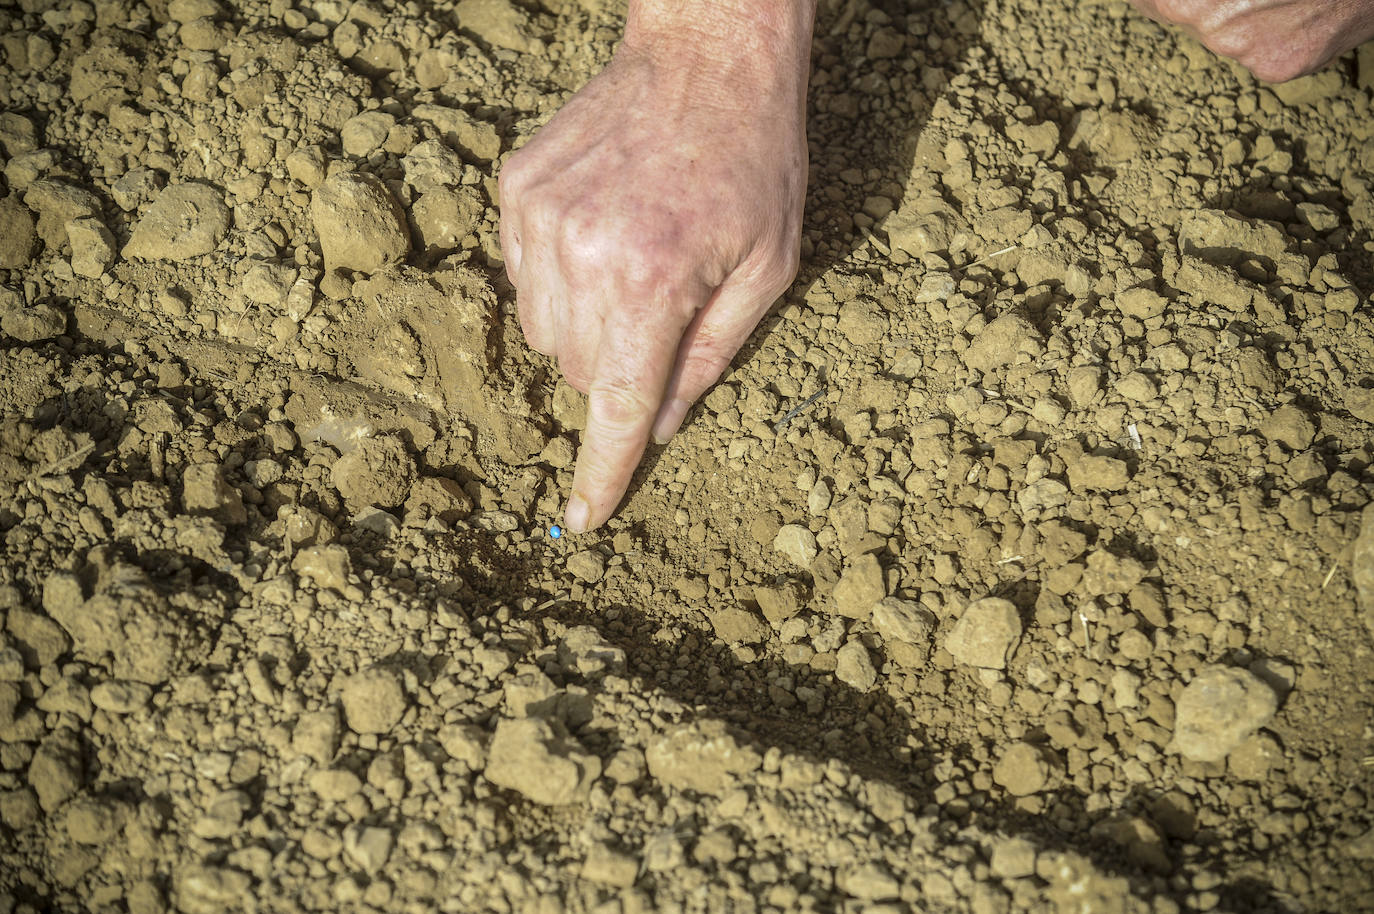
498 25 809 533
1131 0 1374 81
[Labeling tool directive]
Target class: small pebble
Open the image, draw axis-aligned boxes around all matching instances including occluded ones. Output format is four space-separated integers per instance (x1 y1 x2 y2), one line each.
566 549 605 584
339 666 406 735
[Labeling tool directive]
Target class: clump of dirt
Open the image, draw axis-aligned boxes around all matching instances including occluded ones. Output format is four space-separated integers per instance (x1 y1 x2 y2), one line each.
1 0 1373 911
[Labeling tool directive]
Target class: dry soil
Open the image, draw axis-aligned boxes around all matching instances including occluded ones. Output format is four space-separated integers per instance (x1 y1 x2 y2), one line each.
1 0 1373 912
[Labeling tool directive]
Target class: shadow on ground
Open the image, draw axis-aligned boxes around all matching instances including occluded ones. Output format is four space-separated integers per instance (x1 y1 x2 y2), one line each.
410 517 1293 912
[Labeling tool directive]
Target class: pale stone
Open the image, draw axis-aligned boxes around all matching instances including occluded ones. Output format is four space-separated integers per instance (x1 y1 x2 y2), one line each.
835 641 878 692
339 666 406 735
993 742 1050 796
832 553 885 619
945 597 1022 670
123 183 230 261
484 717 601 805
310 171 409 274
1170 666 1278 763
644 720 760 796
773 524 818 567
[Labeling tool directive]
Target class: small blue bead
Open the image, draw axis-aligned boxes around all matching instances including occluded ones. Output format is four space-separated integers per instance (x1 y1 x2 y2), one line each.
549 525 562 539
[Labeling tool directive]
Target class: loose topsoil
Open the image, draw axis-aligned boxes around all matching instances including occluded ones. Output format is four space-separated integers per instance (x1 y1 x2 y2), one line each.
1 0 1373 912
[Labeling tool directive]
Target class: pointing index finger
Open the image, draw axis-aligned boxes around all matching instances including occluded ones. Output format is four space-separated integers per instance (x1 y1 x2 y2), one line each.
563 310 691 533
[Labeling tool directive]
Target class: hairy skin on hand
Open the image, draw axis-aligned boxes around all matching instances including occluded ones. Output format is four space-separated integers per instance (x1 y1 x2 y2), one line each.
498 0 816 533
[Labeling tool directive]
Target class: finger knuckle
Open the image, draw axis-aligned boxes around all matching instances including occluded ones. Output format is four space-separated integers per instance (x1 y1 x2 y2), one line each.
516 306 551 352
561 366 591 395
680 343 734 390
1203 26 1314 83
1241 49 1313 83
590 375 655 430
1266 61 1311 83
1205 28 1255 61
513 193 562 241
559 217 619 267
497 160 528 201
686 322 734 365
564 217 681 278
558 349 593 392
1151 0 1199 26
740 247 801 305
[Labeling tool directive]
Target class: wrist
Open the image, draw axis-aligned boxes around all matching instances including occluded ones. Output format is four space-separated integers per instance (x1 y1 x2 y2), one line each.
622 0 816 103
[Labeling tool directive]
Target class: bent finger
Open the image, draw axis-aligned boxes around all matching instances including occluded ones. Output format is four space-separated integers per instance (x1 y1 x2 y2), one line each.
651 273 788 443
497 196 523 284
516 284 557 357
514 242 559 357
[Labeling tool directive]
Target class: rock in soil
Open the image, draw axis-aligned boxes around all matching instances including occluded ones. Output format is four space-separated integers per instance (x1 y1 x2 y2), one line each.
835 640 878 691
330 434 416 510
645 720 761 797
832 552 886 619
1170 666 1280 763
0 197 38 267
1355 504 1374 635
773 523 818 567
945 597 1023 670
484 717 601 805
122 183 231 261
67 217 116 277
310 171 410 275
339 666 407 734
993 742 1052 796
28 729 85 812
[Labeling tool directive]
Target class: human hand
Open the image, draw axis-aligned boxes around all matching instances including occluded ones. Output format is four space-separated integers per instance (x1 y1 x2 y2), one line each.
498 1 815 533
1130 0 1374 81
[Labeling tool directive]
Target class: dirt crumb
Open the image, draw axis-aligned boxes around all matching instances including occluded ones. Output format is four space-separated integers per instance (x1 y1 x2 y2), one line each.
329 434 416 509
645 720 761 796
1170 666 1280 763
340 666 407 735
993 742 1052 796
310 171 410 275
122 183 231 262
484 717 601 805
27 729 84 812
0 197 38 268
945 597 1023 669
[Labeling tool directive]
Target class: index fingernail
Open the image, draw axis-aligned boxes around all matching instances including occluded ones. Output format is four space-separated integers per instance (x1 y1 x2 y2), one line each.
564 494 591 534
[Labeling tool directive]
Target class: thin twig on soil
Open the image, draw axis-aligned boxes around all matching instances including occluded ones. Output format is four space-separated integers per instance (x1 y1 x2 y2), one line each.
772 387 829 434
32 443 95 478
1079 611 1094 658
962 245 1017 271
827 0 860 36
990 560 1040 597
